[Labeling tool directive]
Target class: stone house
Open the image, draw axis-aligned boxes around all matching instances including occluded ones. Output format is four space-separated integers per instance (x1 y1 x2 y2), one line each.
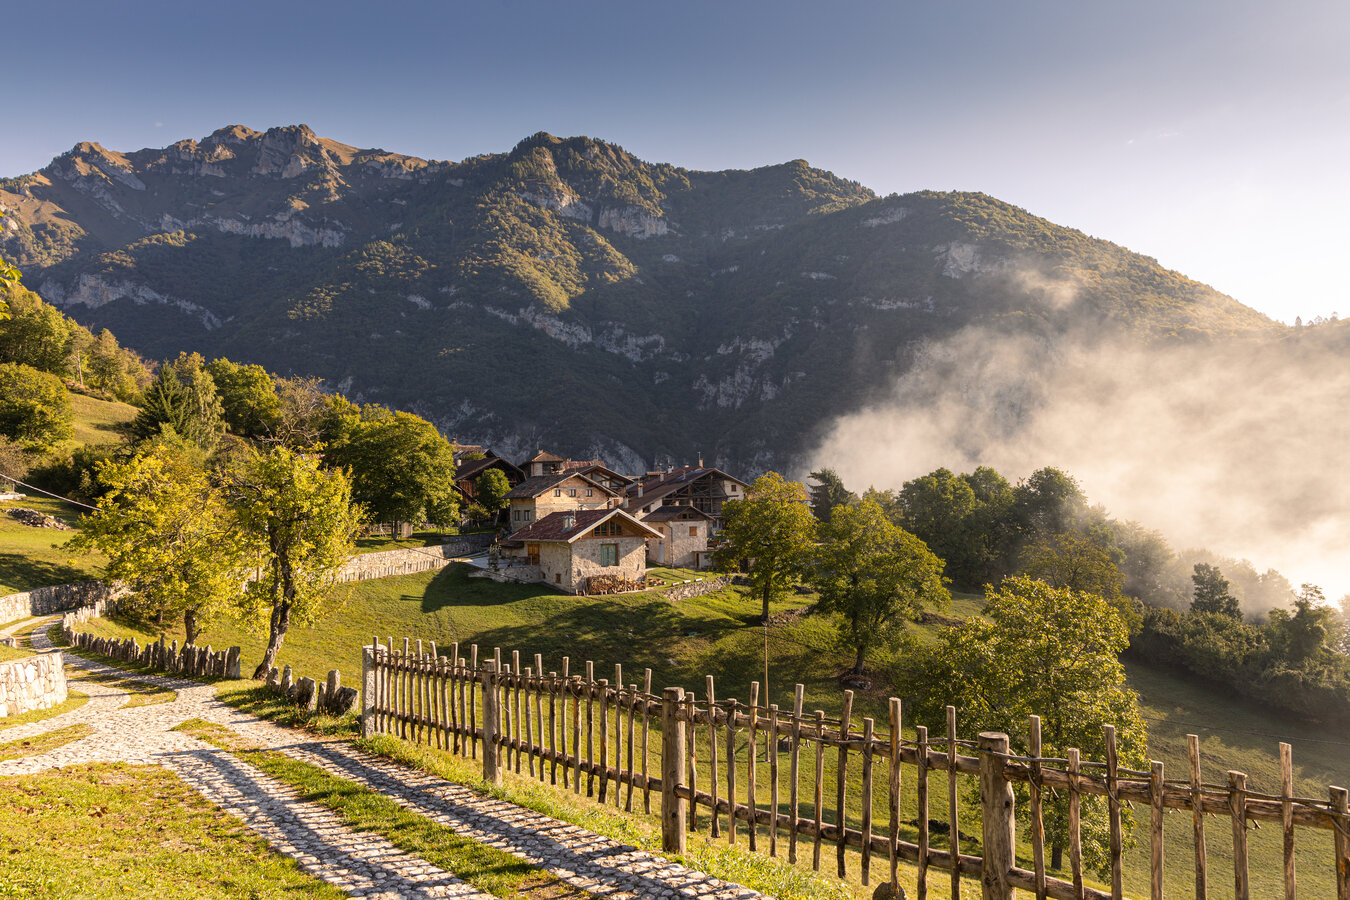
642 505 716 569
506 508 661 594
505 471 620 531
625 465 749 531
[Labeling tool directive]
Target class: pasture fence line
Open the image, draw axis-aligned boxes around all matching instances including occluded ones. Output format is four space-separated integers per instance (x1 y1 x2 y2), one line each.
360 638 1350 900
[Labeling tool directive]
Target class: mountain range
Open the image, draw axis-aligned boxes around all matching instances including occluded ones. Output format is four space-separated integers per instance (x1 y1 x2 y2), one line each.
0 125 1278 473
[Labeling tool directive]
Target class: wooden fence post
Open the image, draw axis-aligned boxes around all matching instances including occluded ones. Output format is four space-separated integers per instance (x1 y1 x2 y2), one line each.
978 731 1014 900
662 686 687 854
361 642 378 738
1332 785 1349 900
482 660 501 786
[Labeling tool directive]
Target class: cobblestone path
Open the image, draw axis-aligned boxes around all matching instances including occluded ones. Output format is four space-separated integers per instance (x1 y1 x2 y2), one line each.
0 618 767 900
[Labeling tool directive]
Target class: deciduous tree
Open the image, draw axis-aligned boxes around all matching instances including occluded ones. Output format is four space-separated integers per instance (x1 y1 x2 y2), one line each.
717 471 817 623
910 576 1146 873
0 362 72 449
474 468 512 520
227 445 361 679
68 443 247 643
207 358 282 439
811 500 949 673
323 409 458 533
1191 562 1241 619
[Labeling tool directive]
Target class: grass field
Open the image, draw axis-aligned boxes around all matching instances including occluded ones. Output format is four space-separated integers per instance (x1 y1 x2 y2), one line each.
64 392 136 448
0 495 101 594
73 564 1350 898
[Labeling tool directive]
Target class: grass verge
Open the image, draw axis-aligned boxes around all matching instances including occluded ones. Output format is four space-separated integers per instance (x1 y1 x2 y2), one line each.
0 723 93 761
174 719 571 899
0 763 350 899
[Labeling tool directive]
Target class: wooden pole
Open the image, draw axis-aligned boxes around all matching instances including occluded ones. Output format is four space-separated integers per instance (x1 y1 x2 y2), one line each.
1280 742 1295 900
469 644 478 759
536 655 546 783
748 682 760 852
948 705 961 900
790 684 805 864
813 709 825 871
661 686 687 854
1029 715 1046 900
599 678 611 804
627 681 638 811
586 661 596 797
1069 747 1084 899
727 698 739 846
1189 734 1207 900
524 666 535 777
861 716 874 885
917 724 930 900
686 690 698 830
1332 785 1349 900
548 671 558 785
770 704 781 857
1230 770 1250 900
707 675 719 836
1106 724 1123 900
979 732 1015 900
1150 761 1164 900
642 668 653 813
481 660 501 785
888 698 901 898
837 690 855 878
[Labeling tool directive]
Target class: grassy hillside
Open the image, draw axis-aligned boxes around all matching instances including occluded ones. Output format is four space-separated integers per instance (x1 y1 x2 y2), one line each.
76 565 1350 898
64 391 136 447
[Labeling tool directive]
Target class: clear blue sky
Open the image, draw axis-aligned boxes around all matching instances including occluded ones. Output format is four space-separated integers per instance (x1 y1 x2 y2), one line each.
5 0 1346 323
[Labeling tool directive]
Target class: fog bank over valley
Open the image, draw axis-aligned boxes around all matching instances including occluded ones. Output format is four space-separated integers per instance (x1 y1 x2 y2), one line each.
812 319 1350 602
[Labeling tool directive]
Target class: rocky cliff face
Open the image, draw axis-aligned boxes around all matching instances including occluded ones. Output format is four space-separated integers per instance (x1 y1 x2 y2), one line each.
0 127 1275 471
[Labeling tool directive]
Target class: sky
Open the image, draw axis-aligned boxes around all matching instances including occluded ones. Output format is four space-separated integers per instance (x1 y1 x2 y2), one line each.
3 0 1347 324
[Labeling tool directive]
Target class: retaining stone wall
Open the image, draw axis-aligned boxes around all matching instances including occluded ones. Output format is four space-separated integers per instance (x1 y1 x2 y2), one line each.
660 575 733 602
334 535 493 584
0 581 121 624
0 651 67 718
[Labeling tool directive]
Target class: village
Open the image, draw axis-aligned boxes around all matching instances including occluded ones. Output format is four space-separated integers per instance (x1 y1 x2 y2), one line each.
452 446 747 595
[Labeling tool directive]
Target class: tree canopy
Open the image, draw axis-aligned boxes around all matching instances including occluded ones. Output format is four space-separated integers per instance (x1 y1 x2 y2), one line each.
131 352 225 449
69 442 247 643
717 471 817 623
0 362 72 449
227 445 361 679
1191 562 1241 619
811 499 948 673
323 408 458 531
909 575 1146 873
807 467 857 523
207 358 282 440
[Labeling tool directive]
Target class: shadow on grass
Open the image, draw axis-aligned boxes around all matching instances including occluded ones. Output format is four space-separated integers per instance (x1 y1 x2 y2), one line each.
0 553 92 592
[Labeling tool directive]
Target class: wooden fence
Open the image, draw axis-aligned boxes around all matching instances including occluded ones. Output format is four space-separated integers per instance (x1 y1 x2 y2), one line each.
360 638 1350 900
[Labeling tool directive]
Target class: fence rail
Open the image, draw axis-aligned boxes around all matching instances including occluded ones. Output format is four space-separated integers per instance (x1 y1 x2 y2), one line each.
360 638 1350 900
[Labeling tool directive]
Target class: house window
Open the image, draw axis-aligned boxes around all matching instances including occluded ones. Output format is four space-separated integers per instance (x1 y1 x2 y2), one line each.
596 520 621 536
569 488 577 497
600 544 619 566
554 489 562 497
585 489 593 497
689 526 698 537
555 573 561 584
527 543 540 565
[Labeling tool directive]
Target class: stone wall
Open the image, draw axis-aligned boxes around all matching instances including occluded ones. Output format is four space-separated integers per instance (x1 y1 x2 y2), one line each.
659 575 733 602
0 581 121 624
0 651 67 718
333 535 493 584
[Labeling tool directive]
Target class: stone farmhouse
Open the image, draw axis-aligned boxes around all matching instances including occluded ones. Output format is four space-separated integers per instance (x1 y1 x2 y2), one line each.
502 508 661 594
624 465 749 531
504 470 621 531
641 504 716 568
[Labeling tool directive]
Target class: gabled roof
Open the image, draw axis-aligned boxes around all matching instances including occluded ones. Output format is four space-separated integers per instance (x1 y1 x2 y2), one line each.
509 508 662 543
524 450 566 464
642 504 716 523
625 466 748 508
504 471 620 500
456 453 524 484
572 463 635 487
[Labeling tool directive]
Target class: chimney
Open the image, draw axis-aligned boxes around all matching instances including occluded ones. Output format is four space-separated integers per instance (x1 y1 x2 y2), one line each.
637 483 643 498
698 455 704 468
561 513 576 531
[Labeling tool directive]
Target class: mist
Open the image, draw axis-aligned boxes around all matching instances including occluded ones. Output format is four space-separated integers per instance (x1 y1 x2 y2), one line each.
811 318 1350 603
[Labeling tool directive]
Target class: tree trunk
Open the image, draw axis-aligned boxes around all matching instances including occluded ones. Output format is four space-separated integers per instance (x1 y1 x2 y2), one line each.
184 607 201 645
852 641 867 675
252 598 291 679
1051 840 1063 871
761 581 771 624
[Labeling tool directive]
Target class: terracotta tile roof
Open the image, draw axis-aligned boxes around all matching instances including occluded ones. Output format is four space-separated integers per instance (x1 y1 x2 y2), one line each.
524 450 566 463
509 508 661 542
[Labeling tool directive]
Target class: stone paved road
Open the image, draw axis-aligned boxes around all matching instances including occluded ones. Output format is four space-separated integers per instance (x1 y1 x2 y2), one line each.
1 617 767 900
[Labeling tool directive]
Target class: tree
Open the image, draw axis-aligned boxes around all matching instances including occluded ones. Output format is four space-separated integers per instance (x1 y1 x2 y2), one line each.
0 288 73 376
716 471 817 623
474 468 512 521
911 576 1146 873
227 445 361 679
807 468 858 523
0 363 72 449
811 500 949 673
85 329 150 402
1191 562 1241 619
1266 585 1336 665
1013 466 1088 538
131 352 225 449
207 358 282 439
323 409 458 533
68 442 247 643
898 467 986 587
1022 530 1139 634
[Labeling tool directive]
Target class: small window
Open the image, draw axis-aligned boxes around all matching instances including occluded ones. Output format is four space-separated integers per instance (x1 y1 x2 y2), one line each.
569 488 577 497
555 573 561 584
585 489 593 497
554 489 562 497
689 526 698 537
601 543 619 566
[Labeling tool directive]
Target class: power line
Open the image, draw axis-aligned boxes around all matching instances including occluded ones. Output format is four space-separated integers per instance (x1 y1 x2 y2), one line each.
0 472 100 512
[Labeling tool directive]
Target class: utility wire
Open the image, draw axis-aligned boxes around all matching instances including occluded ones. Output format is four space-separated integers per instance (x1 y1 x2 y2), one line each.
0 471 100 512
